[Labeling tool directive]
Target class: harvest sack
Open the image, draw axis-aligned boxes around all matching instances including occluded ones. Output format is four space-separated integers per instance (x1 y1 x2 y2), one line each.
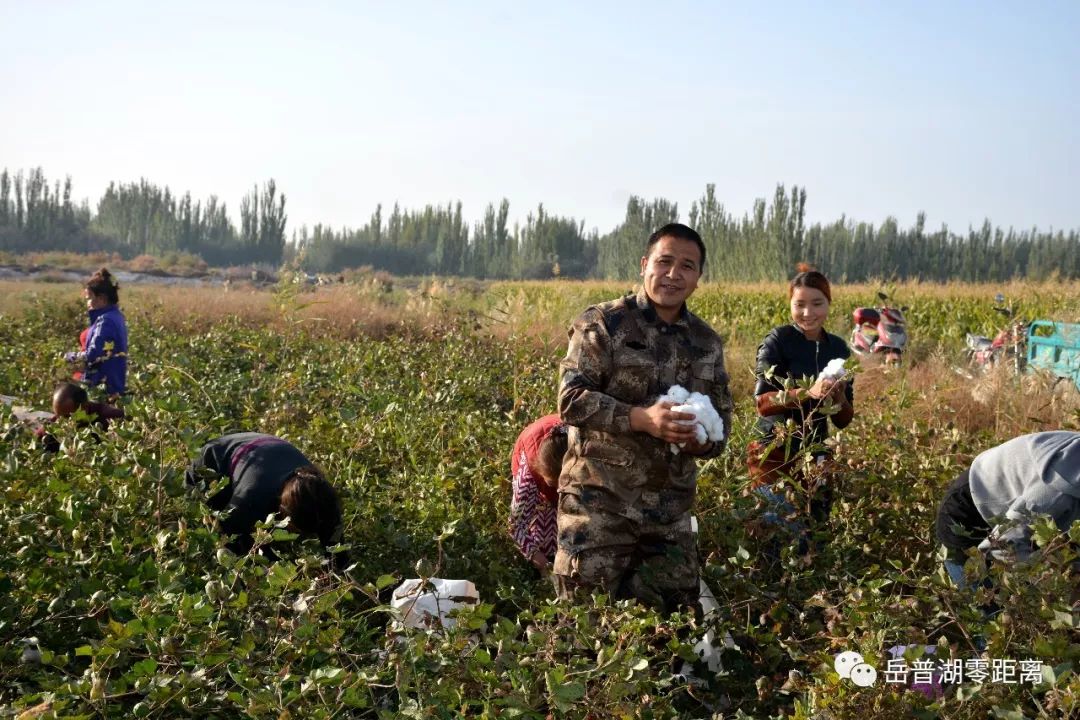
391 578 480 630
2 393 54 425
11 406 54 428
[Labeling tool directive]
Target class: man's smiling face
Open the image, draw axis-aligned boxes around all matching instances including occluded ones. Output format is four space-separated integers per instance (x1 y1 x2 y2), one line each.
640 235 702 321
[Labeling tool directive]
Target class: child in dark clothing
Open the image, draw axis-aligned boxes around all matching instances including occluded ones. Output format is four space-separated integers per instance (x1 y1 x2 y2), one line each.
50 382 125 425
30 382 126 452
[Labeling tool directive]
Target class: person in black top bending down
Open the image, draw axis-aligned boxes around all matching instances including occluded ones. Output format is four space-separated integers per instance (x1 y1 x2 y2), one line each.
185 433 344 563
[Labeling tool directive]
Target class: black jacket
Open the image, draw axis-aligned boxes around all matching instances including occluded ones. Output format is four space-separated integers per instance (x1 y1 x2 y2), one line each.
186 433 312 549
753 325 853 456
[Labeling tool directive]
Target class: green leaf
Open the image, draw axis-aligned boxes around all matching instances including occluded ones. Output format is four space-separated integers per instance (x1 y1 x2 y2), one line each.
553 682 586 703
1032 516 1059 547
312 666 345 684
1052 662 1073 685
131 658 158 677
375 574 397 590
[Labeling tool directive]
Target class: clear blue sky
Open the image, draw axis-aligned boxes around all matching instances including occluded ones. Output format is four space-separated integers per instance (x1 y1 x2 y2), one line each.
2 1 1077 236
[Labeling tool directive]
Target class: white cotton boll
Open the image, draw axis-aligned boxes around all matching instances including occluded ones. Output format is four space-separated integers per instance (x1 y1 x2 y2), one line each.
819 358 847 381
672 404 707 442
661 386 725 454
662 385 691 404
658 385 687 409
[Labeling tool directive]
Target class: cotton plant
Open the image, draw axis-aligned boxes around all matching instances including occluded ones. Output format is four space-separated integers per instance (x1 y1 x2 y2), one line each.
659 384 725 455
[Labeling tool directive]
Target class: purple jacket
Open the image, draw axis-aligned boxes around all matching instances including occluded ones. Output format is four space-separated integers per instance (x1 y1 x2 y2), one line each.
84 305 128 395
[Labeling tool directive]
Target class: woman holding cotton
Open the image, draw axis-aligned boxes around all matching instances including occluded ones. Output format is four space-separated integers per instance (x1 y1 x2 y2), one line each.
747 264 854 527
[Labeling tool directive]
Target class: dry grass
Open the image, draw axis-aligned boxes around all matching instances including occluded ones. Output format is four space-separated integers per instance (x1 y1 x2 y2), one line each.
0 281 460 342
493 276 1080 301
153 284 462 341
2 278 1078 443
851 352 1080 439
7 276 1078 342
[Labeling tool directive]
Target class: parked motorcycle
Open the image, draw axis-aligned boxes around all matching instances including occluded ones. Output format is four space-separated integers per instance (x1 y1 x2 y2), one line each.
964 293 1027 374
851 292 908 365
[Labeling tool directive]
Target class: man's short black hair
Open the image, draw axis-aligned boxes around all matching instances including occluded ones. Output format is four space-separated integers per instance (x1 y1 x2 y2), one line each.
645 223 706 269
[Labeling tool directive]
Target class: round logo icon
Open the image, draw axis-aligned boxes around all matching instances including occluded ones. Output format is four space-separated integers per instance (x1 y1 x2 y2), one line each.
850 662 878 687
834 650 864 679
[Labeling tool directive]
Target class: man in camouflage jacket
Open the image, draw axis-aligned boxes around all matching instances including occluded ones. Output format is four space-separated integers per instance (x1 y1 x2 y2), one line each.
555 223 733 612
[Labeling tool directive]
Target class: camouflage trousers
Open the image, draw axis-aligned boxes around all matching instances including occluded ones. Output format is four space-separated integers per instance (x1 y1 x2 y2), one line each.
553 489 699 614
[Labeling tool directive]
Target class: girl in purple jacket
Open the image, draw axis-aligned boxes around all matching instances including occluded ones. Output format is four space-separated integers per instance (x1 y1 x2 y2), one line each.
66 268 128 398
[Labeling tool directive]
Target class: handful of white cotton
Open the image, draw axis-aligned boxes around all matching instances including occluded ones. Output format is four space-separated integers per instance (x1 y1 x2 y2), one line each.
818 357 848 381
658 384 725 455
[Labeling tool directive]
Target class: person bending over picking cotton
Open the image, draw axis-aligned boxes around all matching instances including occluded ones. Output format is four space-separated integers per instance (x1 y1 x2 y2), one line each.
508 414 568 574
33 382 126 452
935 431 1080 588
186 433 345 565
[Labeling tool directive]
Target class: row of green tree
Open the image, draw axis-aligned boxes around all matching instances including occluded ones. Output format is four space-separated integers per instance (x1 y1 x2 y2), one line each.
295 200 597 279
2 167 1078 281
0 169 286 267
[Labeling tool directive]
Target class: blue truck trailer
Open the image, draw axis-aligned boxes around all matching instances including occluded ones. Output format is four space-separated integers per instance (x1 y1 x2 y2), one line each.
1027 320 1080 391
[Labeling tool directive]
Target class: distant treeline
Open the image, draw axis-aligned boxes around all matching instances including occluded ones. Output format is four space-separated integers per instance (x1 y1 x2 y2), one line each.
2 167 1078 281
0 169 285 267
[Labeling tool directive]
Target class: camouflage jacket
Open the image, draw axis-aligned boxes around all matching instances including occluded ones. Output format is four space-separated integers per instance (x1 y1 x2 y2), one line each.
557 288 733 517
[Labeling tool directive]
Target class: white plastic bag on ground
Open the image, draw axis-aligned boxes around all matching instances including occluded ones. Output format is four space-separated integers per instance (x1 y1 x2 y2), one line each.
391 578 479 630
11 407 53 423
10 405 53 431
2 393 52 424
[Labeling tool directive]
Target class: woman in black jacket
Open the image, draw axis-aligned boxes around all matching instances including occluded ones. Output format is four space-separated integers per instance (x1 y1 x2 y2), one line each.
747 264 854 525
